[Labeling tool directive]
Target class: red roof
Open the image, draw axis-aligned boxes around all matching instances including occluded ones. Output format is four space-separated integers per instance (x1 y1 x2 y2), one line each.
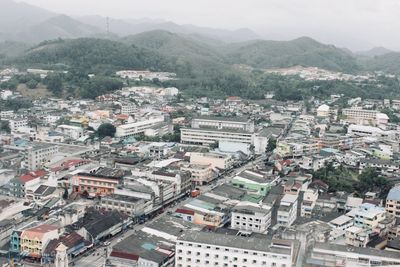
20 170 47 183
110 251 139 261
175 208 195 216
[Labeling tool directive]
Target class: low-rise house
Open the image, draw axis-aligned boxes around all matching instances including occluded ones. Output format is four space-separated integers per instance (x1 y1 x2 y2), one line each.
20 224 59 259
231 170 276 196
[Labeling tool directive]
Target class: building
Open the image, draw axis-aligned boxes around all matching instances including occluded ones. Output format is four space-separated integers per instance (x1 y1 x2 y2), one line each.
316 104 330 117
9 118 28 132
307 242 400 266
181 163 213 185
120 102 136 115
98 194 152 217
55 125 84 140
277 194 298 227
181 116 255 146
386 185 400 218
300 189 318 217
7 169 47 198
343 108 377 121
72 167 124 197
23 142 59 171
20 224 59 258
231 170 275 196
175 230 299 267
190 152 234 170
231 203 272 233
115 116 165 138
354 203 386 231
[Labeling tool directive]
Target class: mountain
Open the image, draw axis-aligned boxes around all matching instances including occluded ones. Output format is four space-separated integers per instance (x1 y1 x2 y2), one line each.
0 41 30 58
223 36 360 73
15 15 104 43
361 52 400 74
123 30 229 76
357 46 393 57
0 0 55 34
11 38 188 76
76 15 260 43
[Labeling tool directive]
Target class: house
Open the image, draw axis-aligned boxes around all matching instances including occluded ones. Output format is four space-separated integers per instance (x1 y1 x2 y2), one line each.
20 224 59 258
386 185 400 218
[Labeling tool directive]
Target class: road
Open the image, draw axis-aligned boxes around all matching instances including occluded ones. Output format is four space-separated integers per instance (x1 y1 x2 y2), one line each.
72 154 266 267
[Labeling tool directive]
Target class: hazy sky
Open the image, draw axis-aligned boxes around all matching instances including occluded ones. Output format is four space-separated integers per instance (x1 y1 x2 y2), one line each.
17 0 400 50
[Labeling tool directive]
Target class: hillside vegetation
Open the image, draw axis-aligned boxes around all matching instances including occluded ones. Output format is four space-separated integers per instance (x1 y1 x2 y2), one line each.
3 31 400 100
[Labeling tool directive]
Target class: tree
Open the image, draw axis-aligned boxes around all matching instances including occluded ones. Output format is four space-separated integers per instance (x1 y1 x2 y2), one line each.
0 121 11 133
97 123 116 138
26 79 39 89
266 138 277 153
44 74 63 97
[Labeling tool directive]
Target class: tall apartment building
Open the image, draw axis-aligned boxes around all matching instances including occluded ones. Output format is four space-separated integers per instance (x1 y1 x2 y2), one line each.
23 142 59 171
115 115 165 138
175 230 299 267
231 203 272 233
386 185 400 218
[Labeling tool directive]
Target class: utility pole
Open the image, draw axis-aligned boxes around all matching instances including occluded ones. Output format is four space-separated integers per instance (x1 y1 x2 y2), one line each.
106 17 110 35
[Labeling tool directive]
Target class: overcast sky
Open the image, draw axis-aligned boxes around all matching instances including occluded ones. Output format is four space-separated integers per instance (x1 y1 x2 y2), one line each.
18 0 400 51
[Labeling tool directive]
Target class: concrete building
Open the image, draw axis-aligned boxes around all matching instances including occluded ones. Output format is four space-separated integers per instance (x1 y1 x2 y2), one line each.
300 189 318 217
23 142 59 171
190 152 234 170
316 104 330 117
115 116 165 138
231 170 275 196
231 203 272 233
9 118 28 132
354 203 386 231
20 224 59 258
181 163 213 185
386 185 400 218
181 116 256 147
72 167 124 197
277 194 298 227
307 242 400 266
175 230 299 267
120 102 136 115
56 125 84 140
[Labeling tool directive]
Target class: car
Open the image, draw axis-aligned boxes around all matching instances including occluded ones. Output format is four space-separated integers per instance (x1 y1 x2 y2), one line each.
103 241 111 246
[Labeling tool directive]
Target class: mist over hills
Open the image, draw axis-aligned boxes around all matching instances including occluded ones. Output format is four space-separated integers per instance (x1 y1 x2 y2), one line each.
1 0 400 76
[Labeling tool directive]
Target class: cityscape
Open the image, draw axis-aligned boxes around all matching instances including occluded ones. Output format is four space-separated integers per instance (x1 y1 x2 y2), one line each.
1 0 400 267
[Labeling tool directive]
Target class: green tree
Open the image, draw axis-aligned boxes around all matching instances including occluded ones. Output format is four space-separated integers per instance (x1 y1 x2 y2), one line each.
44 74 63 97
266 138 277 152
97 123 116 138
26 79 39 89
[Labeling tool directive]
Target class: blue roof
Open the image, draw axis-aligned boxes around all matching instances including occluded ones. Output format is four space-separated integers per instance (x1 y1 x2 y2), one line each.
387 186 400 201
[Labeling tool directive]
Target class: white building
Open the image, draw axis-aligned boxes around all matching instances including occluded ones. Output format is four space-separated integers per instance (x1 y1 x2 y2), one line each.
308 242 400 266
9 118 28 132
120 102 136 115
181 127 254 146
300 189 318 217
316 104 330 117
190 152 234 170
23 142 59 171
0 110 13 118
277 194 298 227
231 203 272 233
56 125 84 140
0 90 12 100
175 230 299 267
115 116 165 138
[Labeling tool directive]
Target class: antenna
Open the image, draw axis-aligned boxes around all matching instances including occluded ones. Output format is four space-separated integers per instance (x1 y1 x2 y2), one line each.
106 17 110 35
